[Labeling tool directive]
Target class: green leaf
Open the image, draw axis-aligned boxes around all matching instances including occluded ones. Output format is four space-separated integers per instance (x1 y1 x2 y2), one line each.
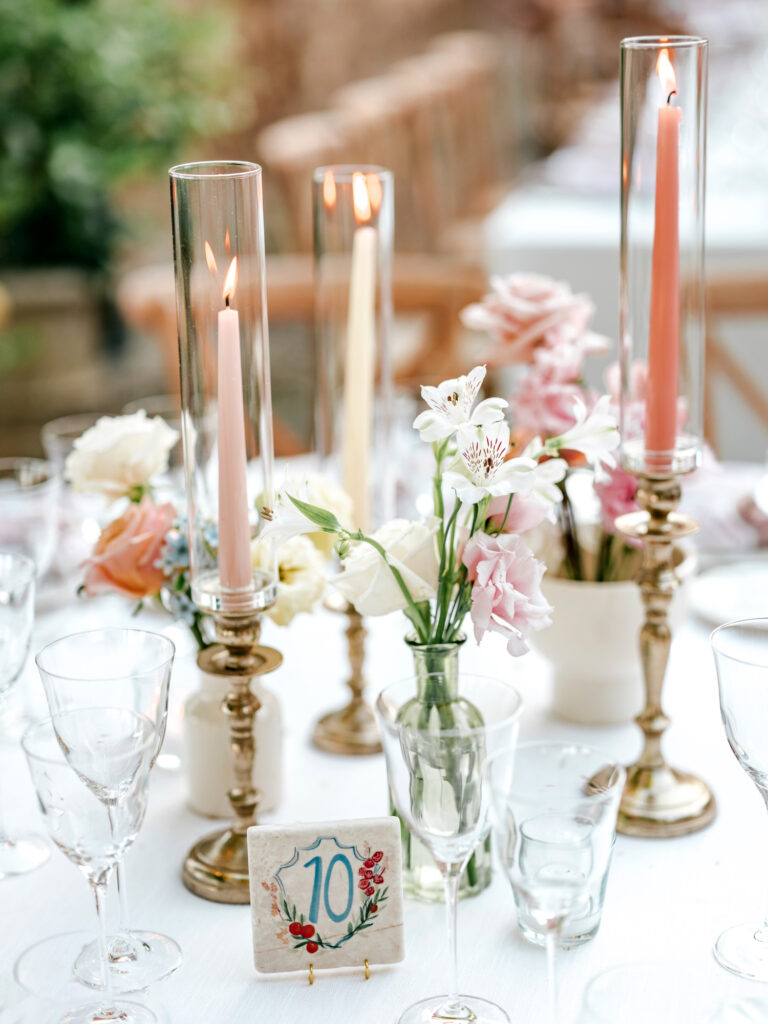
287 494 342 533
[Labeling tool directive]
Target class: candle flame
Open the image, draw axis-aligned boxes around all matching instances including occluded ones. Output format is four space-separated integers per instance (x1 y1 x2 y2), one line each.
657 48 677 102
223 256 238 305
366 173 383 214
204 241 218 274
323 170 337 210
352 171 372 224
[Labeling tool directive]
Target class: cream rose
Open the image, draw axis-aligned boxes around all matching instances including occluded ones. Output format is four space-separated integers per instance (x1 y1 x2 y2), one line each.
333 518 439 617
65 411 179 500
252 534 326 627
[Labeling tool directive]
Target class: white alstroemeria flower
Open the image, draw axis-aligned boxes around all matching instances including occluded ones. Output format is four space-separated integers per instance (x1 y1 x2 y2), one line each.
520 438 568 504
413 364 507 442
443 421 543 505
259 482 337 548
552 395 619 470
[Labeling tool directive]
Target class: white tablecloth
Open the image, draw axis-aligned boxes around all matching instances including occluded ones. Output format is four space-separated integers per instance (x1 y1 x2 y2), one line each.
1 587 766 1023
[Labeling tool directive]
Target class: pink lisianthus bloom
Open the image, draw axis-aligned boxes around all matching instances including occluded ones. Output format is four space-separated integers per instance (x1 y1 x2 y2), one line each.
486 492 552 534
462 531 552 656
594 464 639 536
461 274 608 368
83 496 176 600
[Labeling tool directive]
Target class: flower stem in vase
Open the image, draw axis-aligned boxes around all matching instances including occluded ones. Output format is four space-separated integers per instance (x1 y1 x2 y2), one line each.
393 635 491 902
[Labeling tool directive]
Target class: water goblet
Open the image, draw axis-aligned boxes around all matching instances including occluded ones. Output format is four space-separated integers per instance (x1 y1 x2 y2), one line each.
0 551 49 876
376 673 523 1024
711 617 768 981
34 628 179 993
488 742 624 1024
0 457 60 580
19 710 159 1024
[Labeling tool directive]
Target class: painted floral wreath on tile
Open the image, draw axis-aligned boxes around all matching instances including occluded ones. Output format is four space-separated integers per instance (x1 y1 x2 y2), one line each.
262 836 390 956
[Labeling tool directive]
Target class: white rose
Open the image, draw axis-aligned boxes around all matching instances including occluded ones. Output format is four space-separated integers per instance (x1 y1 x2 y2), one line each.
252 534 326 627
333 518 439 617
65 411 179 500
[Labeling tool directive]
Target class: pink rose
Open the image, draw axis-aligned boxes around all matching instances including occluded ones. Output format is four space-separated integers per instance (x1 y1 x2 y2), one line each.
486 493 551 534
462 532 552 656
594 464 639 536
461 274 596 366
83 497 176 600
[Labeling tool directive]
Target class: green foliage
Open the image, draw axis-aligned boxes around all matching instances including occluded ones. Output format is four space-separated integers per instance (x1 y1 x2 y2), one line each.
0 0 245 270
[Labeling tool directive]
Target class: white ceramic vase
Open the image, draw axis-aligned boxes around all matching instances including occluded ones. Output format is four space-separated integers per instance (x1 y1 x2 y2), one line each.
532 548 696 726
183 670 282 818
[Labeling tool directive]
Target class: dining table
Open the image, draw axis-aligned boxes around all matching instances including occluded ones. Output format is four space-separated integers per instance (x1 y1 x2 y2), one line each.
2 535 768 1024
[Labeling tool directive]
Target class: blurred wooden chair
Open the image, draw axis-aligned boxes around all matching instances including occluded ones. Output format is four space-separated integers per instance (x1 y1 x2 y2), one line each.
256 112 347 252
704 272 768 456
118 253 485 450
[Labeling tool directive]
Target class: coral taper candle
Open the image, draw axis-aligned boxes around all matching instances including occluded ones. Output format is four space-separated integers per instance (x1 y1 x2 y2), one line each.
217 256 253 591
645 49 682 465
342 173 377 531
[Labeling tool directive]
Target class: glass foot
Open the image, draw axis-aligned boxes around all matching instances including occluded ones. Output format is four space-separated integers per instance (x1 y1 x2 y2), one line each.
60 999 159 1024
397 995 510 1024
0 834 50 876
715 922 768 981
74 931 182 992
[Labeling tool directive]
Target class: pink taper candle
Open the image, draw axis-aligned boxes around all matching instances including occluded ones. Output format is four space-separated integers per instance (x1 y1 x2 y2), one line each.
645 48 682 467
217 257 253 592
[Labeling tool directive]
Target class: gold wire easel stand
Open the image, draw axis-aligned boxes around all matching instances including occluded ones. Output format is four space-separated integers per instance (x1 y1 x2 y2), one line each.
615 473 716 837
182 611 282 902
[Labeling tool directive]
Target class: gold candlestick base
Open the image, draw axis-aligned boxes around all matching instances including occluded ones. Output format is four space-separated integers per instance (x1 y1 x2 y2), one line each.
312 600 381 756
615 473 716 838
182 612 282 903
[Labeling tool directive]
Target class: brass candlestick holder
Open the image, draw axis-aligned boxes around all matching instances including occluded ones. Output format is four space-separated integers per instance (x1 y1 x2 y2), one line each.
615 473 716 837
312 593 381 755
183 611 282 902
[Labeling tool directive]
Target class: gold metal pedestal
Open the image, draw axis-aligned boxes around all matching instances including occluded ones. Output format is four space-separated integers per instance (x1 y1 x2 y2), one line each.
182 612 282 902
312 600 381 756
615 473 716 838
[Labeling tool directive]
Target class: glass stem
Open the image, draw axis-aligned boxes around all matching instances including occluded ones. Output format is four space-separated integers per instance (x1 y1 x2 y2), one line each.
0 767 9 843
107 806 138 962
91 871 117 1015
545 919 560 1024
441 862 464 1016
759 790 768 940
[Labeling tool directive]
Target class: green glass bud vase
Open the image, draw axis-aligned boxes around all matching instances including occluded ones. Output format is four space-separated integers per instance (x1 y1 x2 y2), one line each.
393 632 492 902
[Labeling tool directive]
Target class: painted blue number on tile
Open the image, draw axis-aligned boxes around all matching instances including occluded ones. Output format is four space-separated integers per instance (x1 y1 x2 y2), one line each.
304 853 354 924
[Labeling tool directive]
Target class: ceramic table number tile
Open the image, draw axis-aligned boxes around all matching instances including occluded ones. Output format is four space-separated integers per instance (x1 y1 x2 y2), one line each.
248 817 404 974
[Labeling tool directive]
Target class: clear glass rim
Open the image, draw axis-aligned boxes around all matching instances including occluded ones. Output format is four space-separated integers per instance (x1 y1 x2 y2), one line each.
376 674 523 740
169 160 262 180
0 550 36 585
0 456 57 486
21 711 155 764
710 617 768 666
35 627 175 682
313 164 394 184
620 35 708 50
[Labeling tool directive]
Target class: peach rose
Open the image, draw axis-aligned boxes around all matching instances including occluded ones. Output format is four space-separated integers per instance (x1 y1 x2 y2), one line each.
83 497 176 600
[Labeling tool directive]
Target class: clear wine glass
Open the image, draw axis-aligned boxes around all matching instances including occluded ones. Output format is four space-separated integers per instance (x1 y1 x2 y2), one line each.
19 709 158 1024
33 628 179 993
488 742 624 1024
578 961 762 1023
376 673 523 1024
711 617 768 981
0 551 49 877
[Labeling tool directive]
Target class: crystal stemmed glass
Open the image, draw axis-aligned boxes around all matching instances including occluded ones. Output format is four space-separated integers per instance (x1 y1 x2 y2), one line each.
488 743 625 1024
711 617 768 981
20 710 158 1024
34 629 179 993
376 674 523 1024
0 551 49 876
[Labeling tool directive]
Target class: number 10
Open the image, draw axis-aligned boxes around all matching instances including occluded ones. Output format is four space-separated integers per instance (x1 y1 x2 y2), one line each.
304 854 354 924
